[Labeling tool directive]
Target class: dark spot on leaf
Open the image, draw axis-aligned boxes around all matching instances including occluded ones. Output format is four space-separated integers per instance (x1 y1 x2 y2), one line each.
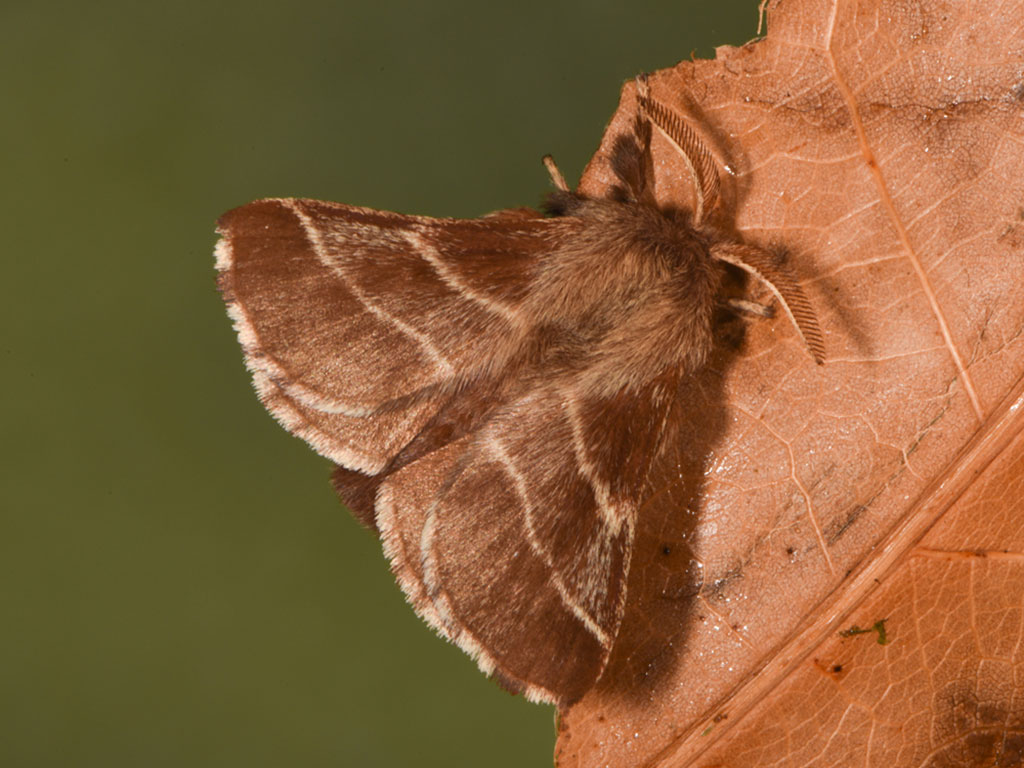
839 618 890 645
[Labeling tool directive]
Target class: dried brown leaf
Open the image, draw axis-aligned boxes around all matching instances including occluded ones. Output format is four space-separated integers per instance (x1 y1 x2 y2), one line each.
557 1 1024 765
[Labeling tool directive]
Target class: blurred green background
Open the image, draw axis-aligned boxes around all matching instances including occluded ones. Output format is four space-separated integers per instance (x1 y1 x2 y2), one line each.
2 1 756 765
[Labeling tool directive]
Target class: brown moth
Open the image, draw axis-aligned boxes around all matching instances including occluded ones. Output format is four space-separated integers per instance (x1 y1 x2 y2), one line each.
215 77 825 707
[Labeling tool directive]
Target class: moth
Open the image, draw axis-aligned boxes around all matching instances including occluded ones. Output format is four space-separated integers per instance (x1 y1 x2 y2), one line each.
215 76 824 707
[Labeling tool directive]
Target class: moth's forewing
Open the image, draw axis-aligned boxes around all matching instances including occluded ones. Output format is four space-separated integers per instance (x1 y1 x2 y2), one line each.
217 198 552 472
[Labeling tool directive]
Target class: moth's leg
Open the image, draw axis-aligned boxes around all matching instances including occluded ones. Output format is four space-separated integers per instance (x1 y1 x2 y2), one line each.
635 75 721 226
711 242 826 364
716 297 774 357
542 155 570 192
727 298 773 318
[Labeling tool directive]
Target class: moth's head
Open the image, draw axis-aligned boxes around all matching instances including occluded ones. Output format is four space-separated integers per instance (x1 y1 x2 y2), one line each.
542 189 586 218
